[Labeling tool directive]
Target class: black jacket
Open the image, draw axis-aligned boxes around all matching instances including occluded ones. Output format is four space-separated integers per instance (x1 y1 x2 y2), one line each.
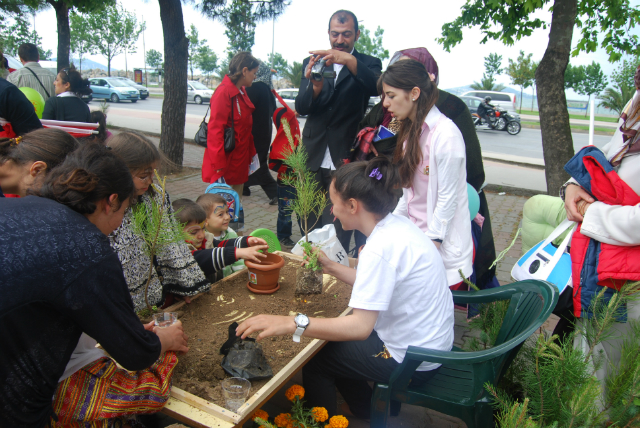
0 77 42 136
295 49 382 171
42 95 92 122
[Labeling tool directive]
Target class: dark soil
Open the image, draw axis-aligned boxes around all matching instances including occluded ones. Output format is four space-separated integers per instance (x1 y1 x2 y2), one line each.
173 254 352 408
295 267 323 295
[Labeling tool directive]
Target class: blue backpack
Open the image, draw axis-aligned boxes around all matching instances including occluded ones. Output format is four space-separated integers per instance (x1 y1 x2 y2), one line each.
205 183 244 231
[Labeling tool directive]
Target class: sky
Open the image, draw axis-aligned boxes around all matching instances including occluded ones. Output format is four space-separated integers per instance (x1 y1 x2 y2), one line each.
28 0 640 98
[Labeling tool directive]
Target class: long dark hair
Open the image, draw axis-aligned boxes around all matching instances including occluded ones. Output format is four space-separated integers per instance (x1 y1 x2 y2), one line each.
378 59 439 187
332 156 402 218
59 65 92 97
0 128 79 171
36 143 134 214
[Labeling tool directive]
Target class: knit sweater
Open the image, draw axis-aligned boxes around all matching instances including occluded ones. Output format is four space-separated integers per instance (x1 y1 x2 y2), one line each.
204 228 245 277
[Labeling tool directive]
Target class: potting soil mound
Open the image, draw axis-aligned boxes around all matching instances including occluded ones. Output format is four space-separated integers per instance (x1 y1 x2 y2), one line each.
172 255 352 408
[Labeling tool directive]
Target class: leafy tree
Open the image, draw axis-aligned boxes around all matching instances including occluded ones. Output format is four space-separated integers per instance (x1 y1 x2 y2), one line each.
506 50 536 112
187 23 206 80
283 61 303 88
471 53 505 91
268 52 288 77
611 55 640 90
196 45 217 85
223 0 256 60
598 84 636 116
146 49 163 69
85 4 141 76
69 11 95 73
438 0 640 195
576 62 608 117
354 24 389 61
0 12 51 59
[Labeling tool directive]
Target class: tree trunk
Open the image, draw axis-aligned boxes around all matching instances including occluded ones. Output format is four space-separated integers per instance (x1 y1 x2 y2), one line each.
49 0 70 72
535 0 578 195
585 94 590 117
158 0 188 172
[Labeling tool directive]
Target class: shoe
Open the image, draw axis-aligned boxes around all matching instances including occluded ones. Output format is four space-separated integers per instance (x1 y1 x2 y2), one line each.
269 196 278 205
279 237 297 248
242 187 251 196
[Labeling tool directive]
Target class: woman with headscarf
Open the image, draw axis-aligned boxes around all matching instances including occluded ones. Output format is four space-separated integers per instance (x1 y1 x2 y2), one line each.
244 62 278 204
358 47 498 292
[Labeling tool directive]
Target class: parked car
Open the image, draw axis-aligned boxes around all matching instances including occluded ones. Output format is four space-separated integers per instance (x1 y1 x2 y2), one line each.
89 77 139 103
187 81 213 104
461 96 483 114
275 88 298 111
461 90 517 112
112 77 149 99
366 96 381 115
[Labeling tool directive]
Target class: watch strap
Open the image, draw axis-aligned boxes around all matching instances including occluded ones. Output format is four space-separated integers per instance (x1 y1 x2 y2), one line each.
293 326 305 342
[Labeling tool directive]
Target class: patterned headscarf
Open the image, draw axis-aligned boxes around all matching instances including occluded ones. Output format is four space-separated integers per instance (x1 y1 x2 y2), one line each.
389 47 439 86
254 62 272 88
611 64 640 166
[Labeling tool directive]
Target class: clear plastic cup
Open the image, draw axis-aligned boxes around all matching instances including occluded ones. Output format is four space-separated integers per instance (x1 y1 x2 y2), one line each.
152 312 177 328
221 377 251 412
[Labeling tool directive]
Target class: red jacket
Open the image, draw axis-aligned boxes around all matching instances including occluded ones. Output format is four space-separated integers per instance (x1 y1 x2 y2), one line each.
202 75 256 185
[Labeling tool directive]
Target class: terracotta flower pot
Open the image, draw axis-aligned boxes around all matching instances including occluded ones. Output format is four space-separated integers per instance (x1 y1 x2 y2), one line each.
245 252 285 294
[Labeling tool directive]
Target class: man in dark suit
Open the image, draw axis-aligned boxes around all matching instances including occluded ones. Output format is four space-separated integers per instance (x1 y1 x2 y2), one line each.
295 10 382 251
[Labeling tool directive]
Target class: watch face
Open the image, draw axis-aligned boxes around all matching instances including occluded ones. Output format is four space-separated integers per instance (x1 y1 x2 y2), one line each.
295 313 309 327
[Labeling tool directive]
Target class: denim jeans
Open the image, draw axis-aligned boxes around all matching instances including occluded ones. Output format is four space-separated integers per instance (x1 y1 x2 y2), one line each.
277 183 297 240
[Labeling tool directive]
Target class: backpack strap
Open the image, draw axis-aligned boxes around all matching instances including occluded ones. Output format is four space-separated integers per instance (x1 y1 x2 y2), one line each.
272 89 292 113
24 66 50 98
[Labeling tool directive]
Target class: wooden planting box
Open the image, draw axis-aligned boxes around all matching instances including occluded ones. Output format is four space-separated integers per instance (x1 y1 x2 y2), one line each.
161 251 355 428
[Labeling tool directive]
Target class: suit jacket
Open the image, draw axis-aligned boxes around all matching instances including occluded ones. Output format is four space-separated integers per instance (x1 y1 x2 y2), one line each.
295 49 382 171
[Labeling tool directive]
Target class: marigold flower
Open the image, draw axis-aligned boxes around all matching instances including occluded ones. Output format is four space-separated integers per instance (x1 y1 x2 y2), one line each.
284 384 305 401
311 407 329 422
329 415 349 428
274 413 293 428
251 409 269 422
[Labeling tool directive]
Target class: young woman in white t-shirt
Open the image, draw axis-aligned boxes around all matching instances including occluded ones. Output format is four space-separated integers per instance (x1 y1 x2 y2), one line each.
237 157 454 419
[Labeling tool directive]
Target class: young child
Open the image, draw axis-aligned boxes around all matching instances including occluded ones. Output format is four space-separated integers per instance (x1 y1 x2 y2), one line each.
237 157 454 418
196 193 245 277
172 198 268 280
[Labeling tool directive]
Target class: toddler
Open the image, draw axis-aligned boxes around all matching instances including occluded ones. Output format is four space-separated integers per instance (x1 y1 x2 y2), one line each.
196 194 245 277
172 198 267 281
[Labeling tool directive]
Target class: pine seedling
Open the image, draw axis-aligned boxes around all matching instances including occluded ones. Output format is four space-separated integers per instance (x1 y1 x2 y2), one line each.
129 170 191 312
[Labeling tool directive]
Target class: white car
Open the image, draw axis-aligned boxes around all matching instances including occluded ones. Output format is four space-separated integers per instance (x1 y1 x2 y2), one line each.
275 88 298 111
187 81 213 104
461 90 517 112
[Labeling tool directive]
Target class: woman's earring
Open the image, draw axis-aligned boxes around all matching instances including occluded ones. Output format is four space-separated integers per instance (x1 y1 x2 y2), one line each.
412 98 415 102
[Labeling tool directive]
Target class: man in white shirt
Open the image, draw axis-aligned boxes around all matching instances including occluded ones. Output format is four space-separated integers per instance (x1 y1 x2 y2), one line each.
295 10 382 251
7 43 56 102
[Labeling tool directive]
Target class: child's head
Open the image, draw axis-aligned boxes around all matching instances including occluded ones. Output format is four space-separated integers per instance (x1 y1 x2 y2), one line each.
173 198 207 249
196 193 231 235
330 156 402 229
107 131 163 197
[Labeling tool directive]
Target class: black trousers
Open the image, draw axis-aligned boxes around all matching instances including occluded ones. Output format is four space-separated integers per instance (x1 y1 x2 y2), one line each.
306 168 353 252
244 163 278 199
302 331 439 419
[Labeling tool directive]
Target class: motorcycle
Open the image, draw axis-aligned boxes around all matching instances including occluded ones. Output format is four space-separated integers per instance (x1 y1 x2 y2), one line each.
472 107 522 135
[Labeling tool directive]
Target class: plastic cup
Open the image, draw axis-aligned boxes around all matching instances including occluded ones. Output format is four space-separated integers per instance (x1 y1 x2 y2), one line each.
221 377 251 412
153 312 177 328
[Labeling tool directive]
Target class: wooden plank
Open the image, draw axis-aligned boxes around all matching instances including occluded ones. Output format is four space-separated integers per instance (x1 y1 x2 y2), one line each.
170 387 241 424
162 397 235 428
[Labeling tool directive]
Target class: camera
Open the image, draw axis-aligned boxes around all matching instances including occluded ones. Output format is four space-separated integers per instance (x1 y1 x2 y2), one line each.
310 58 336 81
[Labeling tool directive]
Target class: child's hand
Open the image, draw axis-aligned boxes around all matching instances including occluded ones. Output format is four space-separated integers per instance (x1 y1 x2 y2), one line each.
247 237 268 247
237 245 269 263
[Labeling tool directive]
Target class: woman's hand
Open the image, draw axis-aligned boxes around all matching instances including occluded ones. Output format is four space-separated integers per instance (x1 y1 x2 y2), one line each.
577 200 592 217
247 237 267 247
236 315 296 341
302 247 331 273
155 320 189 354
236 245 269 263
565 184 595 222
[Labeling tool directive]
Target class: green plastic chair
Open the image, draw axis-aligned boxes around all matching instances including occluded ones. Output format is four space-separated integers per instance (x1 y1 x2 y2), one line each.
249 228 282 253
370 280 559 428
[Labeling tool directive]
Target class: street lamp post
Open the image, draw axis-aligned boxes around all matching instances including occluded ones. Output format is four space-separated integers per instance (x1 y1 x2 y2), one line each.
142 18 148 87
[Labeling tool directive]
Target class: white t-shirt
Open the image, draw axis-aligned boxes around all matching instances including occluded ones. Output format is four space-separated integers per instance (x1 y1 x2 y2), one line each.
349 213 454 371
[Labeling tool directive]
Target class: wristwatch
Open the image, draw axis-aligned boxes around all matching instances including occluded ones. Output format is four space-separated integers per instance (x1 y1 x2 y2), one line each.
293 313 309 343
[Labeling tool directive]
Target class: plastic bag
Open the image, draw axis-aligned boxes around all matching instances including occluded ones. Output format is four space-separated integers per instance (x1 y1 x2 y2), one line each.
220 323 273 380
291 224 349 267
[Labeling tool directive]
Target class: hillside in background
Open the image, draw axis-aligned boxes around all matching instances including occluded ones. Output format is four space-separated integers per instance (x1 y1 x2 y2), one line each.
52 58 113 72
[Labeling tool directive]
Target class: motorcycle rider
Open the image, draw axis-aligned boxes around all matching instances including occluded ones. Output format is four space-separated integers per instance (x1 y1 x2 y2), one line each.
477 96 496 128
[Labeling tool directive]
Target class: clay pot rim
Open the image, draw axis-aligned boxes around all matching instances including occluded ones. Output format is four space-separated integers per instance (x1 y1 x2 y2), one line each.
245 252 285 271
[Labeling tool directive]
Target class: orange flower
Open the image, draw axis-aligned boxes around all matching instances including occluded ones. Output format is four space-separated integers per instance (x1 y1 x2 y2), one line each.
329 415 349 428
311 407 329 422
274 413 293 428
251 409 269 422
285 384 305 401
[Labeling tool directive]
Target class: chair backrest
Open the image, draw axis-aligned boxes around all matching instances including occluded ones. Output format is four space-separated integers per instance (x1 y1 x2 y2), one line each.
490 280 556 383
249 228 282 253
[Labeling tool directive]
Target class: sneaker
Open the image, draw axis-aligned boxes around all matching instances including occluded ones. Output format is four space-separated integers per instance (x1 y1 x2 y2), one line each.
269 196 278 205
279 237 297 248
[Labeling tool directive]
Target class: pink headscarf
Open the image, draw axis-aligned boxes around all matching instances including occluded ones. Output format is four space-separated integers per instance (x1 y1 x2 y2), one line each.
389 47 439 86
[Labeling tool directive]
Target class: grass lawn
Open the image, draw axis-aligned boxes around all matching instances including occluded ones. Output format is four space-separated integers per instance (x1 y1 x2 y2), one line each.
521 121 615 135
517 109 618 123
149 94 164 98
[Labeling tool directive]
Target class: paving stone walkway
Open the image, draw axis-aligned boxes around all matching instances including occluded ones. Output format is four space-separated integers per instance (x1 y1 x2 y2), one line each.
151 140 548 428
